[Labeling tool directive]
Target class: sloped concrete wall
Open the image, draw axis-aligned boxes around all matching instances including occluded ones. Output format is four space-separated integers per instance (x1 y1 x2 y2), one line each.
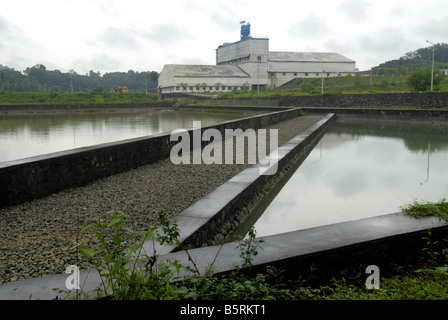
169 114 335 249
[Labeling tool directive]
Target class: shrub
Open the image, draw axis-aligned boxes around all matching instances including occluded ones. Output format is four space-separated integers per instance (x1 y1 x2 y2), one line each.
407 69 443 92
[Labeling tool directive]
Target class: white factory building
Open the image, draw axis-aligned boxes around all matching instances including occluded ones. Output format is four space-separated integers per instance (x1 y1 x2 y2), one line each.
158 23 356 94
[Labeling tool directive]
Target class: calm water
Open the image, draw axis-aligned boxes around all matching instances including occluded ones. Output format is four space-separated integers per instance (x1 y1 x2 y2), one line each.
0 110 251 163
251 119 448 237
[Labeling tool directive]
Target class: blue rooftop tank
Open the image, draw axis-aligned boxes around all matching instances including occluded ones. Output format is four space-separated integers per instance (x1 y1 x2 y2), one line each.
241 23 251 40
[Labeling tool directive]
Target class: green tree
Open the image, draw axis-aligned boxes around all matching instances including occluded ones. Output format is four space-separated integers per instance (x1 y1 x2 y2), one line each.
92 84 105 93
407 68 443 92
299 82 315 93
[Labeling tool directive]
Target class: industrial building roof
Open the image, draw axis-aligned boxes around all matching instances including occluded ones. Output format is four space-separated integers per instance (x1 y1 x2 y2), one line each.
269 52 355 63
164 64 250 78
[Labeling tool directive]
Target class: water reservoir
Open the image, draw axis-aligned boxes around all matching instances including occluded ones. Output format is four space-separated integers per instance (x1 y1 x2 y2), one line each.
250 119 448 237
0 109 254 163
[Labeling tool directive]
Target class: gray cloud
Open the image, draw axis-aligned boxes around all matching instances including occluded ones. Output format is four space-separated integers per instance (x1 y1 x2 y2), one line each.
98 0 121 19
288 15 330 39
181 56 209 65
357 26 410 53
0 15 25 44
142 23 193 44
412 17 448 41
91 26 142 49
337 0 372 23
190 0 248 33
72 53 122 74
0 14 43 69
323 38 354 55
87 22 193 51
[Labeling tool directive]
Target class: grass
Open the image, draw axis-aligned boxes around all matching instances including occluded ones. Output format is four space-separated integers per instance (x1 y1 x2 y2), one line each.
208 75 448 99
0 91 160 104
2 75 447 104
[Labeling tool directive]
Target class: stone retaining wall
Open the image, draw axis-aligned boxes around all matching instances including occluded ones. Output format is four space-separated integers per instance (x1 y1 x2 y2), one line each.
279 92 448 108
301 107 448 121
170 91 448 108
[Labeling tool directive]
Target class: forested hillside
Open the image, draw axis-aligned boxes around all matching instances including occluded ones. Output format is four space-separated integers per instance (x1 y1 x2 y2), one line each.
373 43 448 75
0 64 159 93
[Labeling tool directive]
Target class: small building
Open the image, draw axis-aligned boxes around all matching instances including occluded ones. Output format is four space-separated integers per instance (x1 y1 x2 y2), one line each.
267 51 356 88
158 64 251 94
158 23 356 93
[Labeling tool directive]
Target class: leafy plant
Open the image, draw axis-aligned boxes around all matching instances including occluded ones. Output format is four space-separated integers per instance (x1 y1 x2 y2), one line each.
75 210 156 299
407 68 443 92
401 198 448 221
58 209 291 300
235 226 264 271
57 201 448 300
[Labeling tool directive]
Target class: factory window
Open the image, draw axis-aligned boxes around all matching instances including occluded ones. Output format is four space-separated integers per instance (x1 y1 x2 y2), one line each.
183 87 186 91
176 87 179 91
228 87 232 90
305 72 308 76
257 56 261 62
209 87 213 91
316 73 319 76
327 72 330 77
190 87 193 91
294 73 297 76
282 72 286 76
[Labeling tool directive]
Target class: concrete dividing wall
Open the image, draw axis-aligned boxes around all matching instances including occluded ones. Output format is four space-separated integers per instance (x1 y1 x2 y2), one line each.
0 107 312 210
166 114 335 250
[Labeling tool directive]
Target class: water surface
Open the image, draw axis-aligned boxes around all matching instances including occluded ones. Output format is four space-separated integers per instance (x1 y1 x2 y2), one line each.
252 119 448 237
0 110 251 163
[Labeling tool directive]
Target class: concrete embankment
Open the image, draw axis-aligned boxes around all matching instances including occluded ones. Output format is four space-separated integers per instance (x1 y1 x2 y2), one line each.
0 110 334 299
0 107 305 210
2 109 448 300
0 110 326 286
168 91 448 109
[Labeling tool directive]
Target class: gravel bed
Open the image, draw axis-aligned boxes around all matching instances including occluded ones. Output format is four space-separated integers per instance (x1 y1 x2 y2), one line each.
0 115 325 285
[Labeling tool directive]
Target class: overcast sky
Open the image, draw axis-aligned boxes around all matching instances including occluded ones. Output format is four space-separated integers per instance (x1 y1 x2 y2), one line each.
1 0 447 75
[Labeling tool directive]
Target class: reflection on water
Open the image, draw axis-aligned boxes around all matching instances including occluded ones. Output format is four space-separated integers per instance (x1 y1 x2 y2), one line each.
0 110 250 163
252 119 448 237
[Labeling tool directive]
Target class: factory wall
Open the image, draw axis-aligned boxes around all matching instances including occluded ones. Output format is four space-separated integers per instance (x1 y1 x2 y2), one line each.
238 62 269 87
216 38 270 88
159 77 251 94
268 61 356 87
216 38 269 65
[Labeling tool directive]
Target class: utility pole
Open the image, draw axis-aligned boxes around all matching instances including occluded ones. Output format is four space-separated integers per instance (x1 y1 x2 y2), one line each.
70 71 74 93
426 40 435 91
321 65 324 95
